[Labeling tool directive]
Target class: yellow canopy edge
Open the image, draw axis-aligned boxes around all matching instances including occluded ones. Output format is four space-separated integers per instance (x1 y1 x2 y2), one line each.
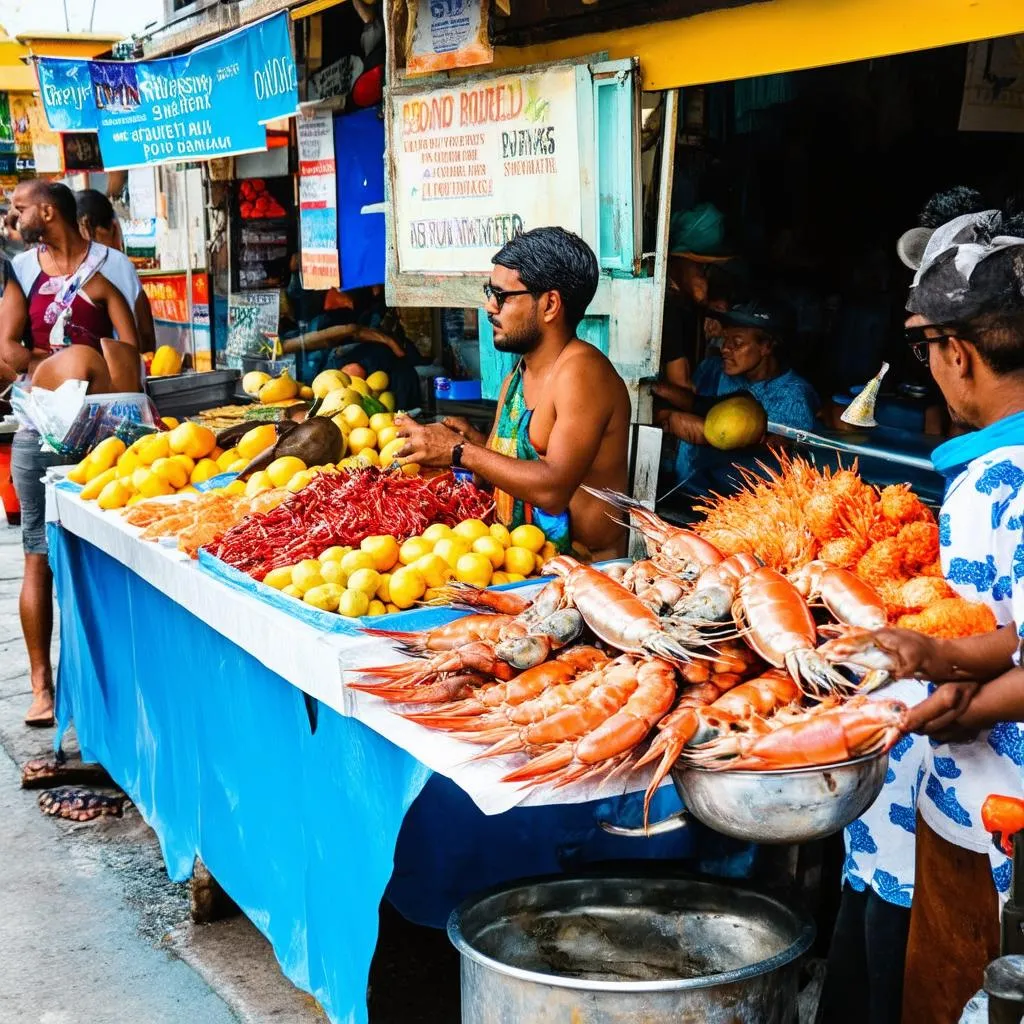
487 0 1024 90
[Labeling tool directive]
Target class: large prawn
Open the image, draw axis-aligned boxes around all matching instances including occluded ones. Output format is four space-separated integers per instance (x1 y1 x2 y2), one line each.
500 658 679 788
788 560 888 631
734 568 858 699
582 487 725 578
635 669 799 824
670 552 762 623
680 697 908 770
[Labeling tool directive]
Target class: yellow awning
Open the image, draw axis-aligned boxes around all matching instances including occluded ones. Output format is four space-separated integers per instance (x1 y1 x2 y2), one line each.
487 0 1024 90
0 65 35 92
291 0 349 20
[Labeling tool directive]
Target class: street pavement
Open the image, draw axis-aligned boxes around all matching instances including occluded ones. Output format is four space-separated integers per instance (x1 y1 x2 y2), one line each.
0 520 459 1023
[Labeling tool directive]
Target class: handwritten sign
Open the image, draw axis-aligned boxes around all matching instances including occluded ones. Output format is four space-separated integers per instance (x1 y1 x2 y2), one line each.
392 67 582 273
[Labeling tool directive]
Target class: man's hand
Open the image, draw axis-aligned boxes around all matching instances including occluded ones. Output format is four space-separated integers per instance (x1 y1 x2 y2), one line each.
663 410 707 446
857 627 943 680
905 682 982 736
442 416 487 446
395 414 462 467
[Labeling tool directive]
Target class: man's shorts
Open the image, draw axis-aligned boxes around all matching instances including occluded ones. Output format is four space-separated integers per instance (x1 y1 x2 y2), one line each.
11 431 66 556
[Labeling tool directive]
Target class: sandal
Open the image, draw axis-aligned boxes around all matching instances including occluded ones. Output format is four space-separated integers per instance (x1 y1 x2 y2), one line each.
37 787 130 822
21 757 113 791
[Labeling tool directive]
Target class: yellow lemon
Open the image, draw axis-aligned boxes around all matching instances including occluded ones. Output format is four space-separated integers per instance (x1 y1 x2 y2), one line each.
347 567 381 598
224 480 246 496
423 587 450 603
341 404 370 430
161 417 180 430
489 523 511 548
340 549 376 576
189 458 220 485
378 391 397 413
312 369 349 399
238 424 277 461
510 524 546 554
367 599 387 617
455 553 493 588
369 412 394 434
540 541 558 563
412 553 454 589
422 523 453 544
151 457 189 490
389 566 426 609
245 470 273 497
385 602 400 615
138 471 175 499
347 376 370 397
472 536 506 570
287 470 316 493
434 536 471 568
361 534 400 572
97 479 132 510
378 438 405 468
504 546 536 576
299 385 314 401
305 583 343 612
354 448 379 468
281 584 303 599
135 433 170 466
242 370 271 396
491 571 511 586
399 537 433 565
126 493 146 506
348 427 377 453
330 414 352 437
263 566 294 590
506 573 526 583
267 455 307 487
89 436 127 474
338 589 370 618
170 453 195 475
366 370 390 393
321 561 348 586
169 421 217 460
319 546 352 562
375 573 392 603
228 458 250 474
67 461 89 485
453 518 490 543
291 560 323 594
376 426 399 450
401 463 421 477
217 447 241 472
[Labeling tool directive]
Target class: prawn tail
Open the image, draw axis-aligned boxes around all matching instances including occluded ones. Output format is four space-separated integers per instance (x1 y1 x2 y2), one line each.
786 650 860 700
500 744 575 784
358 627 430 655
642 633 699 668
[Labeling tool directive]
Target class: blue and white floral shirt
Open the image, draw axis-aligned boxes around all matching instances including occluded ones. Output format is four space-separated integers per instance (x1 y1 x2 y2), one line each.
918 444 1024 896
841 680 928 907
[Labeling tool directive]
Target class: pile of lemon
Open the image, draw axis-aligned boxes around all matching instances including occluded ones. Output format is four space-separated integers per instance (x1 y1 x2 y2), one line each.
310 369 414 473
69 422 227 509
264 519 554 617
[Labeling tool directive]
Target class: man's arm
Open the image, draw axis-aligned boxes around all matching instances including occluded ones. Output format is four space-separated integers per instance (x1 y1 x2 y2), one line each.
96 277 139 348
134 290 156 353
0 272 29 375
397 355 620 514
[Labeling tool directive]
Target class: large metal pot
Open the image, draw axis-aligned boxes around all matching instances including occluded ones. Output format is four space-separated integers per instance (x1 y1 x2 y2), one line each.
602 752 890 844
449 876 814 1024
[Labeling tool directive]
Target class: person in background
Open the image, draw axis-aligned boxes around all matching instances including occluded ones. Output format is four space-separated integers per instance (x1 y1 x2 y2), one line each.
395 227 630 559
656 297 818 495
660 203 733 392
75 189 156 353
0 254 26 383
4 180 138 728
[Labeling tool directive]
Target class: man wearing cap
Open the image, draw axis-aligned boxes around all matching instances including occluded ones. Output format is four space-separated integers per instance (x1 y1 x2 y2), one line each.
655 295 818 494
827 205 1024 1021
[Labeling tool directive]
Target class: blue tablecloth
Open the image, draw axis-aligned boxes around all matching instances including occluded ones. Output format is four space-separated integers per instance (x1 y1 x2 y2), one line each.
49 524 726 1023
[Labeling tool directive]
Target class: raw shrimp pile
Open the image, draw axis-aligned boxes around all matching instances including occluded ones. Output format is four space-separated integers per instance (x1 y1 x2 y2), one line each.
692 451 992 639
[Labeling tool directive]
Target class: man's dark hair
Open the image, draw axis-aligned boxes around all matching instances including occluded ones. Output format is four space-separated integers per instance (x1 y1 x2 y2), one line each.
25 180 78 227
492 226 599 331
75 189 116 231
919 186 989 228
958 312 1024 375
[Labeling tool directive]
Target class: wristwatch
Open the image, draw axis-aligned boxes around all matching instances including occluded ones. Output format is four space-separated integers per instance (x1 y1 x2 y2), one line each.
451 442 465 468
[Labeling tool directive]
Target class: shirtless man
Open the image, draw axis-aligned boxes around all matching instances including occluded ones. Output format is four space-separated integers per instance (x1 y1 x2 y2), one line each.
396 227 630 559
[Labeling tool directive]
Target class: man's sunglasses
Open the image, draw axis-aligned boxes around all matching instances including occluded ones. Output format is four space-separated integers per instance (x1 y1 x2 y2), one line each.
483 283 536 311
905 324 964 364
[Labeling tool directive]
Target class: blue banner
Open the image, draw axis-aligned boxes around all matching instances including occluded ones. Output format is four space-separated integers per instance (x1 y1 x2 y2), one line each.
36 12 298 169
335 108 386 289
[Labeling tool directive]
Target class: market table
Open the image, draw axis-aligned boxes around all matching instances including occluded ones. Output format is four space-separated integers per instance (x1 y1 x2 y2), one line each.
47 486 733 1024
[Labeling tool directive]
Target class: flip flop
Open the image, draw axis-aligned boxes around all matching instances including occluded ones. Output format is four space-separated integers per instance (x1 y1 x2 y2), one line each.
21 757 113 790
24 713 55 729
37 787 129 822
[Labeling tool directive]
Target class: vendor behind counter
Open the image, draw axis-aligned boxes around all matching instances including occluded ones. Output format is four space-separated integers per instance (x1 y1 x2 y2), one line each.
656 297 819 497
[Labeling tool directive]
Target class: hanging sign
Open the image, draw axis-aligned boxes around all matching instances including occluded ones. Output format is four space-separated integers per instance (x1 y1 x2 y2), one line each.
61 132 103 172
225 289 281 369
392 66 582 273
298 109 340 290
8 95 34 160
408 0 493 76
36 12 298 170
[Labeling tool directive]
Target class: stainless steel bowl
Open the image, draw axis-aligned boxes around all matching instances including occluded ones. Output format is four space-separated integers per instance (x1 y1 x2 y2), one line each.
602 752 890 844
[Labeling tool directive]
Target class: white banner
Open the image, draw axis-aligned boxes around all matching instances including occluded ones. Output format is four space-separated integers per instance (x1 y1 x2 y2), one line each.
392 66 583 274
298 109 341 290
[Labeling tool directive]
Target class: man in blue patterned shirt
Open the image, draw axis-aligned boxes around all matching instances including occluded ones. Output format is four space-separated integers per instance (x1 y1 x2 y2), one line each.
838 208 1024 1021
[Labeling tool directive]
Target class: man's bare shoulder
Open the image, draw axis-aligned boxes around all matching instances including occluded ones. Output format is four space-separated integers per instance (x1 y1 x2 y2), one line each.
557 340 629 403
